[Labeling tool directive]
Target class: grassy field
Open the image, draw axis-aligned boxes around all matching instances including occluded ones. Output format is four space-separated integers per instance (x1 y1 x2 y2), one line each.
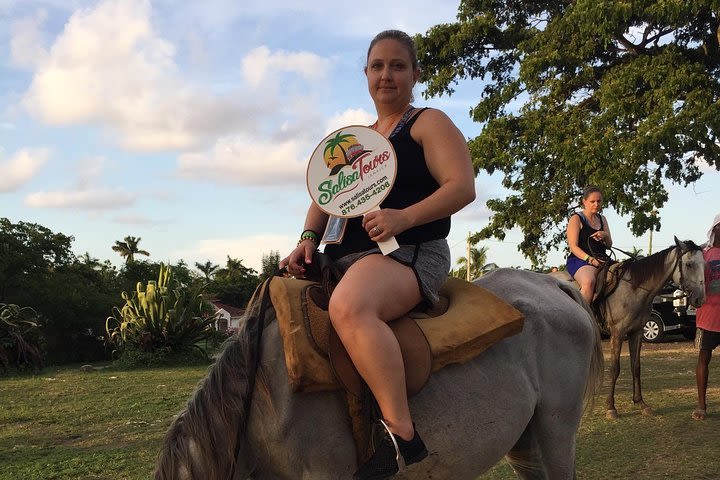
1 339 718 479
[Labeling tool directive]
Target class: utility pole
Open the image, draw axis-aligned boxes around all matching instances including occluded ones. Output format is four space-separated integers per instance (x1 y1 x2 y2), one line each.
648 209 658 255
466 232 471 282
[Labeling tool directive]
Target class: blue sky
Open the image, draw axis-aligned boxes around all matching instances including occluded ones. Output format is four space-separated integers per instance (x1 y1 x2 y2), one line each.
2 0 718 273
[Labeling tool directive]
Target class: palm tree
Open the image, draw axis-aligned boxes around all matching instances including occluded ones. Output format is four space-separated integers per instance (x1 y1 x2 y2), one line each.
112 236 150 264
260 250 280 281
195 260 219 281
78 252 100 268
454 245 490 281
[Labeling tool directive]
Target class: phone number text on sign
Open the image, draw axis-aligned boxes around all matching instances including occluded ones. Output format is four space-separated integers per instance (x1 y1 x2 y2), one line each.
337 176 390 216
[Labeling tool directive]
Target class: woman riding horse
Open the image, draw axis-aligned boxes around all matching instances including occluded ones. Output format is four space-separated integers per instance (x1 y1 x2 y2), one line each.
566 186 613 304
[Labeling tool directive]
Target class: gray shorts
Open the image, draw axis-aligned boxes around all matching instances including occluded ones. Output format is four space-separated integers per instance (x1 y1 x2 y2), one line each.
331 239 451 306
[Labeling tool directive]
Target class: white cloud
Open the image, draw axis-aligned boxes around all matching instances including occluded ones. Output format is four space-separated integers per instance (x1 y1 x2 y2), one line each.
242 46 330 88
75 155 106 188
176 107 376 186
177 134 309 186
10 9 49 69
325 108 375 133
19 0 256 152
170 234 293 272
0 147 49 192
24 188 137 209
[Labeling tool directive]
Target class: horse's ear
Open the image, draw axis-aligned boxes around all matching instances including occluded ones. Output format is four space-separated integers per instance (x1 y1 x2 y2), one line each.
674 236 687 253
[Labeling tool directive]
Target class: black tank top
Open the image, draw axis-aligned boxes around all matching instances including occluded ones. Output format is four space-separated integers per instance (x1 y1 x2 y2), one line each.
570 212 607 259
324 108 451 260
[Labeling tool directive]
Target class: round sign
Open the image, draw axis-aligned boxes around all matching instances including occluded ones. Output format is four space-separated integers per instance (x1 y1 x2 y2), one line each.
306 125 397 218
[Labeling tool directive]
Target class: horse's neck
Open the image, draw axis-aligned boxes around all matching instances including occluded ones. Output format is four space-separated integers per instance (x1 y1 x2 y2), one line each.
654 248 679 295
609 249 677 310
643 249 677 295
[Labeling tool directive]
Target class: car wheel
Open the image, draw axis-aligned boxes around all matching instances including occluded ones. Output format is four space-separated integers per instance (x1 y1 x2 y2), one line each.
643 311 666 343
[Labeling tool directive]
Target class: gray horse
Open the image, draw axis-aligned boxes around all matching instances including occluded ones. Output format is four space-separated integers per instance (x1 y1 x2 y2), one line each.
552 237 705 419
155 268 603 479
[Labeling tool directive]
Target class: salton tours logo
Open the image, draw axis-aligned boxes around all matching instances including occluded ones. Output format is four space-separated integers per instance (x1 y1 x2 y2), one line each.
307 126 397 218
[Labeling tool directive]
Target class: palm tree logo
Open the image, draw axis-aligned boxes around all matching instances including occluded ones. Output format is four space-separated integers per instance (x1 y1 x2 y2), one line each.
323 131 370 175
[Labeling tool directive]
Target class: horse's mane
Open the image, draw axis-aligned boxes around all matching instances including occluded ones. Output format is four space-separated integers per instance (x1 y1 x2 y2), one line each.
154 282 269 480
615 240 702 289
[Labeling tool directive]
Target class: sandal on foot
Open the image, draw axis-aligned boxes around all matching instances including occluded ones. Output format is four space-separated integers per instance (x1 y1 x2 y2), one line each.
353 420 428 480
692 409 707 420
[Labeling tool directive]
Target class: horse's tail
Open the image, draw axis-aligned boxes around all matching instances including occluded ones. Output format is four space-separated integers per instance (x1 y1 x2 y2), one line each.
154 280 271 480
556 279 604 412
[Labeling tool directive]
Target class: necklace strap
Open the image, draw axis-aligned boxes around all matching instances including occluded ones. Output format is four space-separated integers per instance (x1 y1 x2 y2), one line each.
371 105 415 138
388 105 415 139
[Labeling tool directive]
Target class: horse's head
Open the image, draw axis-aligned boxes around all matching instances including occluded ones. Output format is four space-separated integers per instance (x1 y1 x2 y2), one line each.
672 236 705 308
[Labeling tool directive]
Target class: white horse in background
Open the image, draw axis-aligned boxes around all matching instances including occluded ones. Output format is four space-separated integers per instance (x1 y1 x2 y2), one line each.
155 268 603 479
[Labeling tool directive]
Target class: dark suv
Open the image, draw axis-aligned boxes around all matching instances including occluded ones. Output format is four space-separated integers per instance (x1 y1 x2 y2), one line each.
643 283 697 343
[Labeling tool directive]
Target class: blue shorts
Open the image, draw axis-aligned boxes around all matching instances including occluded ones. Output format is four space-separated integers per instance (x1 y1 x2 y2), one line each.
566 256 591 278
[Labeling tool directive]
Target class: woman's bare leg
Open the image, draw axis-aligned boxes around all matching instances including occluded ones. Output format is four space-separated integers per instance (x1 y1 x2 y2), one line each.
573 264 598 304
329 254 422 440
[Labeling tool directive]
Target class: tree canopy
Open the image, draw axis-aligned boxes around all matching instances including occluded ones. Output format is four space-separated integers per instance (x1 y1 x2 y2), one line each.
416 0 720 265
209 256 259 307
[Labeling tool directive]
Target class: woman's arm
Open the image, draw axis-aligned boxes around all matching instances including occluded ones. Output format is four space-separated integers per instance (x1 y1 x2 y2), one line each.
280 203 329 275
408 109 476 224
567 214 589 261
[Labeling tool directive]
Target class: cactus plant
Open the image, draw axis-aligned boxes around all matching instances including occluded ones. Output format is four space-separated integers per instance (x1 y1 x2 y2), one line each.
106 264 218 356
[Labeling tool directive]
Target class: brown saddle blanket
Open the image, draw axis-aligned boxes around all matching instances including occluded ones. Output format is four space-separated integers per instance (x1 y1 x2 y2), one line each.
269 276 524 394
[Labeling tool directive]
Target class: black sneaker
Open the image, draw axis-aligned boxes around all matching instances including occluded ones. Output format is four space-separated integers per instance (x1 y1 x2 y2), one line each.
353 421 428 480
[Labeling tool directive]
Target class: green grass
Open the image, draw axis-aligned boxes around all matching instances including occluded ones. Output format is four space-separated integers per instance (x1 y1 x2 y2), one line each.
1 340 718 479
0 363 211 480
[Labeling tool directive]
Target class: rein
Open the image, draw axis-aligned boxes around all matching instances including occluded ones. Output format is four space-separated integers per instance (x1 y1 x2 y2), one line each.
609 245 638 260
587 240 638 262
607 244 687 295
229 270 286 479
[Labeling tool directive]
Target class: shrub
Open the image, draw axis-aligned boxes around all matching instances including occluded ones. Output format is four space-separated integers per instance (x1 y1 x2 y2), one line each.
0 303 43 374
106 264 218 361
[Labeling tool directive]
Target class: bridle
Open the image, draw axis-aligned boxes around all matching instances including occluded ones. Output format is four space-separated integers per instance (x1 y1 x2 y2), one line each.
605 243 689 295
673 244 690 295
587 239 639 263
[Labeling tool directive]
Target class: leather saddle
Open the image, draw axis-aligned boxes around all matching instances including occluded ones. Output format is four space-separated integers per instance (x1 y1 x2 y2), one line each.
268 275 524 398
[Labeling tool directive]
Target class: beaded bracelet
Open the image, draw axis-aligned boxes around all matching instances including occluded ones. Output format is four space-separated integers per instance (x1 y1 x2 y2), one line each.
298 229 319 247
